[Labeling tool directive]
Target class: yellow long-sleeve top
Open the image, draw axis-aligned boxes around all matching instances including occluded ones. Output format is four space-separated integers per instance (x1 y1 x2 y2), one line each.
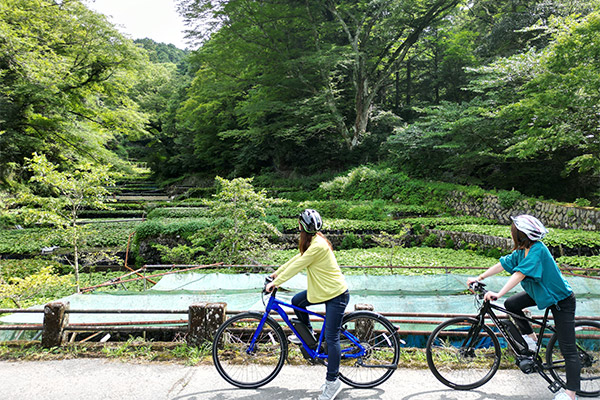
272 234 348 303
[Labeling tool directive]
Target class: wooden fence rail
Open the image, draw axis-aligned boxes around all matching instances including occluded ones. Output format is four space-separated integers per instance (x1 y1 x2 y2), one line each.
2 302 600 348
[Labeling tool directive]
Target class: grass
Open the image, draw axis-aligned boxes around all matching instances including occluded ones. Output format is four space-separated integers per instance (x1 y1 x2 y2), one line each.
0 340 522 371
0 340 213 366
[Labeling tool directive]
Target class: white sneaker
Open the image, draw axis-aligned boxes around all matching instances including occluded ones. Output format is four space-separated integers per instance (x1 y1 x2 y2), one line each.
554 391 577 400
522 335 537 352
288 335 302 345
318 378 342 400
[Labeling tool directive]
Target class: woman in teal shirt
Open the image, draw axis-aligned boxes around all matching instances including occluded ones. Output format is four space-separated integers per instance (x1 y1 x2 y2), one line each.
467 215 579 400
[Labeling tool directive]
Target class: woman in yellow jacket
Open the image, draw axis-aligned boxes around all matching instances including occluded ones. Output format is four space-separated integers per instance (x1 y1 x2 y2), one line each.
266 209 349 400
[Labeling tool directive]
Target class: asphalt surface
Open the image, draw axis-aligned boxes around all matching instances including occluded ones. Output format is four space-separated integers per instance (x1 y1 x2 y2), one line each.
1 359 594 400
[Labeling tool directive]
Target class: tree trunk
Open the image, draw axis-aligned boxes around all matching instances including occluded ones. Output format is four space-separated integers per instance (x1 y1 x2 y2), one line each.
353 76 372 148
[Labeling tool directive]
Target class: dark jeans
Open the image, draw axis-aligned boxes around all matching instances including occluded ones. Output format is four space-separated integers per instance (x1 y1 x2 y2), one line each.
292 290 350 381
505 291 580 392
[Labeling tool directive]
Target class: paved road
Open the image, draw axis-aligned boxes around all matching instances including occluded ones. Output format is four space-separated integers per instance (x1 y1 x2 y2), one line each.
0 359 593 400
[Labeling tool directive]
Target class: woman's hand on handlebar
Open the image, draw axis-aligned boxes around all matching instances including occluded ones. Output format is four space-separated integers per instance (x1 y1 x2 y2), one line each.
483 291 499 302
264 274 278 293
466 277 479 289
265 282 277 293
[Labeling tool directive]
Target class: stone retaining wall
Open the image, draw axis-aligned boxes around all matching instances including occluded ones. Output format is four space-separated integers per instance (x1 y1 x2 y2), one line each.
428 229 512 251
446 192 600 231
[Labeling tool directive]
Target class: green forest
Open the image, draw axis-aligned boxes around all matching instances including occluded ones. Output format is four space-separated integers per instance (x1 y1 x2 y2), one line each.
1 0 599 201
1 0 600 309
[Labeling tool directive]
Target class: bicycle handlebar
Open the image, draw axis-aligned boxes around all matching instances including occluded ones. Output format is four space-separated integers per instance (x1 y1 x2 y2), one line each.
263 275 277 296
469 281 490 300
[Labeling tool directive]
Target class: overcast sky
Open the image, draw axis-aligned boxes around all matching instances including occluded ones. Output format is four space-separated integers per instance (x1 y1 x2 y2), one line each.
85 0 190 49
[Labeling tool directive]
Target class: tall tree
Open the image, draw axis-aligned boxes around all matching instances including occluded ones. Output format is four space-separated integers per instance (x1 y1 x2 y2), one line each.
178 0 462 155
320 0 461 148
0 0 149 182
497 13 600 190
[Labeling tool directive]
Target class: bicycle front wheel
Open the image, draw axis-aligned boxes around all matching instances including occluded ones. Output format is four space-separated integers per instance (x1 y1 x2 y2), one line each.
338 311 400 388
547 320 600 398
426 317 501 390
212 312 287 388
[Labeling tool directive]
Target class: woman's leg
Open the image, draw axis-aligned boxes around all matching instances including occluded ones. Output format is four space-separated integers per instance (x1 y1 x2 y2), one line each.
504 291 536 334
292 290 314 329
324 291 350 382
551 294 580 395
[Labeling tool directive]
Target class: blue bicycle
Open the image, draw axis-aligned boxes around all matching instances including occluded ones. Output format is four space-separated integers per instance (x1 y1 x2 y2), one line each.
212 277 401 388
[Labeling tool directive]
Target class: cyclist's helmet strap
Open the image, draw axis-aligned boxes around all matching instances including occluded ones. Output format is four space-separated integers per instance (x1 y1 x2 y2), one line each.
299 209 322 234
510 214 549 241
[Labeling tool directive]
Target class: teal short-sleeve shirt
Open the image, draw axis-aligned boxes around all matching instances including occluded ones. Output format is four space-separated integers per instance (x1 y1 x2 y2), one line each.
500 241 572 309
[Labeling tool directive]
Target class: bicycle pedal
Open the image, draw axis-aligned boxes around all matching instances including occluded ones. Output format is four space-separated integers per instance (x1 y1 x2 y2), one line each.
548 381 562 393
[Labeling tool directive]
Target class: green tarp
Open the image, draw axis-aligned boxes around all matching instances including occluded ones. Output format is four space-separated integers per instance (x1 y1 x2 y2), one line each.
2 273 599 339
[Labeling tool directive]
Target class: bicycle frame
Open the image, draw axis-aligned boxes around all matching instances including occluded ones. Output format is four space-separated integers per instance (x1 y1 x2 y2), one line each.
472 298 565 391
477 300 555 356
247 289 365 361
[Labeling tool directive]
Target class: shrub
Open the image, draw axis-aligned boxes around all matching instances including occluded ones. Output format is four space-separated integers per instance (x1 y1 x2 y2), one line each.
497 189 523 209
422 234 439 247
340 233 366 250
575 198 591 207
318 166 451 207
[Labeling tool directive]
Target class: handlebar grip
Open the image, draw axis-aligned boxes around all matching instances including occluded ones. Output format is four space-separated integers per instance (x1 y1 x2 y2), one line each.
263 276 275 294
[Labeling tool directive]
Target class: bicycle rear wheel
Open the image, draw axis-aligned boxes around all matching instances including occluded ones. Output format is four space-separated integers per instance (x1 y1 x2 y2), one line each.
338 311 400 388
212 312 287 388
426 317 501 390
547 320 600 397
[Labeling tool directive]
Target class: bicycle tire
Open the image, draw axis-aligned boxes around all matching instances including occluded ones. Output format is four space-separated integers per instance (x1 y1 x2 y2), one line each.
547 320 600 398
338 311 400 388
426 316 501 390
212 311 287 388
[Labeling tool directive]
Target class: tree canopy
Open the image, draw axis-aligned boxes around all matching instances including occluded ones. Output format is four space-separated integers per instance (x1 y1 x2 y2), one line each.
0 0 598 204
0 0 153 182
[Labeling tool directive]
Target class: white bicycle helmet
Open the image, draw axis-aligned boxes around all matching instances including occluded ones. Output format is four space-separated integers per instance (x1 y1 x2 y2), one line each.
510 215 549 241
299 209 323 234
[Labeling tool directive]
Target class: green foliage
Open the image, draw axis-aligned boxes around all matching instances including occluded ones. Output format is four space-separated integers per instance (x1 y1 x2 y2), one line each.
189 177 281 264
146 207 209 219
279 216 497 234
497 189 523 209
423 234 439 247
134 219 212 243
557 255 600 270
152 244 200 265
3 154 117 291
134 39 188 63
0 0 150 181
0 221 141 256
267 246 499 273
437 224 600 249
318 166 453 206
575 198 592 208
0 265 73 308
339 233 366 250
498 13 600 180
268 199 436 221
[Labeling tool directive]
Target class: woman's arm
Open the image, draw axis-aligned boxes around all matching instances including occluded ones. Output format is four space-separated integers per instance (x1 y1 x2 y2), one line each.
467 262 504 286
483 271 526 301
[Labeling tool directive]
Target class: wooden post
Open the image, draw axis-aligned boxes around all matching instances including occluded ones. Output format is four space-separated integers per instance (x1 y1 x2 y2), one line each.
187 302 227 345
187 302 208 346
354 303 374 339
41 301 69 348
354 303 374 312
204 302 227 341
